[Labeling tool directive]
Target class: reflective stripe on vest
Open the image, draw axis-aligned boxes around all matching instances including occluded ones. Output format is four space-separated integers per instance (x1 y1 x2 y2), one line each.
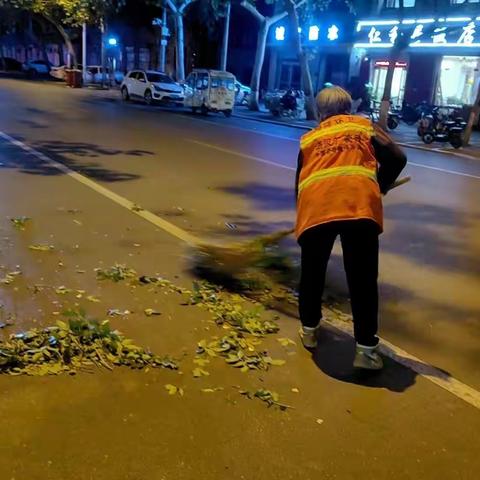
298 165 377 195
301 123 375 150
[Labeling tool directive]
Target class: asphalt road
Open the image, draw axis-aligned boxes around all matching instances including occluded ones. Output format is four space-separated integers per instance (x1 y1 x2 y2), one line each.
0 78 479 479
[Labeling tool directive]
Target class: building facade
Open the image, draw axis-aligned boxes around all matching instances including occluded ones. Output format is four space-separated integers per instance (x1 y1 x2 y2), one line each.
352 0 480 108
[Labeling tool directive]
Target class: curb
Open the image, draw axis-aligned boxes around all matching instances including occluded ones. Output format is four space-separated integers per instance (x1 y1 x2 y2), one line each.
233 112 479 160
233 113 312 131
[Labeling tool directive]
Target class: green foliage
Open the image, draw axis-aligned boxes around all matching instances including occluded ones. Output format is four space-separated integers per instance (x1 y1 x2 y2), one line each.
1 0 126 26
0 310 178 375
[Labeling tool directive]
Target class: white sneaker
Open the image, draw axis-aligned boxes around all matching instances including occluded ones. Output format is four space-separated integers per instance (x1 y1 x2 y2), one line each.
353 344 383 370
299 325 319 349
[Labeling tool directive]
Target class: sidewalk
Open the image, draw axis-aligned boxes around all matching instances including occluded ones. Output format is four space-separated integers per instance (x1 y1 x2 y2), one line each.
234 106 480 159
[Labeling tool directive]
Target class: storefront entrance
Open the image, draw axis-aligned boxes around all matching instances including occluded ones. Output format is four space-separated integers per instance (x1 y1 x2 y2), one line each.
435 56 480 107
371 61 407 108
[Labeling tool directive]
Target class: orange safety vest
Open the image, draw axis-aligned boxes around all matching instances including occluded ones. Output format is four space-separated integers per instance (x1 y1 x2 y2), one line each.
296 114 383 239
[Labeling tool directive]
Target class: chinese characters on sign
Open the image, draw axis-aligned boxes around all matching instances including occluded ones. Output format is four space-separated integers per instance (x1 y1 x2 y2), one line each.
368 27 382 43
458 22 476 45
327 25 339 41
360 19 479 46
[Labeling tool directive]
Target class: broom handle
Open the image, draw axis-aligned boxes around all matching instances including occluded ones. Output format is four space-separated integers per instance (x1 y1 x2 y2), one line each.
385 176 411 194
255 176 411 246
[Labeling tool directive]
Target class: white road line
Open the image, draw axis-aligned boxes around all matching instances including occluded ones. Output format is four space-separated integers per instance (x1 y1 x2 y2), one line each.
188 138 480 181
188 139 296 171
2 130 480 410
0 131 201 246
408 161 480 180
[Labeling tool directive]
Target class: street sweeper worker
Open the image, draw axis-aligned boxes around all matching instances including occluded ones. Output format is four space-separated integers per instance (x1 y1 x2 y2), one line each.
295 86 407 370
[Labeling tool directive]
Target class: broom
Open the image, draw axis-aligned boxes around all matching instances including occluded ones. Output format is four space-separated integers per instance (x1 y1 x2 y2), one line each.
190 176 411 279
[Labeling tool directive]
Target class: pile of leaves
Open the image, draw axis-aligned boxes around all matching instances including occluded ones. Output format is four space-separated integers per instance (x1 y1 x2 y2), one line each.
95 264 137 282
189 282 279 335
196 331 285 372
0 310 177 376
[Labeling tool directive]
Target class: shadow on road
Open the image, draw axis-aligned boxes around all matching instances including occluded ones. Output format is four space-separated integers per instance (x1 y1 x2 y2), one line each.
219 183 295 211
0 137 148 183
311 324 449 393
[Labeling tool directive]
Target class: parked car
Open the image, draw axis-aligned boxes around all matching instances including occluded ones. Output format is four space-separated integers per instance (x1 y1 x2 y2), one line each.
0 57 23 72
235 80 251 105
22 59 50 77
121 70 184 105
86 65 124 85
184 69 236 116
50 65 123 85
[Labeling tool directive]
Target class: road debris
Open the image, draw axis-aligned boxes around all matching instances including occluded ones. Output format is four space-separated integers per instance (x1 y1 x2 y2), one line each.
131 204 144 212
10 217 31 230
239 388 292 410
0 270 22 285
107 309 132 317
95 264 137 282
0 310 177 376
165 384 184 396
29 244 55 252
144 308 161 317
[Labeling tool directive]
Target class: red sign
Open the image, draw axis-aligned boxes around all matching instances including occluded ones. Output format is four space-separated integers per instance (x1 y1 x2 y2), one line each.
374 60 408 68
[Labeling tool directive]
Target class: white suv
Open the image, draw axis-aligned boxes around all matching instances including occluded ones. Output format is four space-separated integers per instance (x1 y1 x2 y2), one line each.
121 70 184 105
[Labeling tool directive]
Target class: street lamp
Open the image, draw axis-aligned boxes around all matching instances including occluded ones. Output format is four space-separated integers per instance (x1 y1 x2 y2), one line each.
108 37 118 46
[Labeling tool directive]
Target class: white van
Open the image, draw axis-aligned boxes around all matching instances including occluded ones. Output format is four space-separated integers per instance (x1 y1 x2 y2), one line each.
184 69 235 117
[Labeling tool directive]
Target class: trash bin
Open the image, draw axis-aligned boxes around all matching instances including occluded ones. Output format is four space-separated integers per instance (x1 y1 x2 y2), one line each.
71 69 82 88
64 69 73 87
65 69 82 88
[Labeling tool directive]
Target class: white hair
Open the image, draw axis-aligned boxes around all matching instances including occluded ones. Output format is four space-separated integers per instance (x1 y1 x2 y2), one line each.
316 86 352 121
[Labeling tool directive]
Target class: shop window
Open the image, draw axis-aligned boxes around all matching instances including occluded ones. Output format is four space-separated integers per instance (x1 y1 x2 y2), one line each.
386 0 415 7
436 56 480 106
451 0 479 4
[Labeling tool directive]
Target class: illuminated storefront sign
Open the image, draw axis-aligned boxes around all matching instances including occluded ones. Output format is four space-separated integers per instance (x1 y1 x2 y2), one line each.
273 22 346 44
355 18 480 48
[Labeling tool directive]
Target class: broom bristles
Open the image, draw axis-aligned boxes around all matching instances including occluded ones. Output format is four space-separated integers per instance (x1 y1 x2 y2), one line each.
191 228 294 276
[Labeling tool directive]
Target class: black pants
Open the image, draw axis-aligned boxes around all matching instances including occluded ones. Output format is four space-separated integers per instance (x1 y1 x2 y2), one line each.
298 220 379 347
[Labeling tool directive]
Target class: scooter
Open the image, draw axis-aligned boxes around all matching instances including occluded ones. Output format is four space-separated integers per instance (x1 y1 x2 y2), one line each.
418 113 466 149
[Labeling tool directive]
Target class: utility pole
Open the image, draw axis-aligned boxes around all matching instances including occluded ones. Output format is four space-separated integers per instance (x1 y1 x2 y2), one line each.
159 7 168 72
100 20 106 88
82 23 87 85
220 1 231 71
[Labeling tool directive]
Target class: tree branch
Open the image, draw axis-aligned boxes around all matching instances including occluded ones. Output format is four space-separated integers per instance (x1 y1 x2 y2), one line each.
267 0 307 27
166 0 179 14
240 1 265 23
179 0 195 15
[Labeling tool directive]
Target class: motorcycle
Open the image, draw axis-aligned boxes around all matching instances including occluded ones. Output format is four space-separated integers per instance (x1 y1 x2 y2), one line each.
264 89 305 119
417 108 466 149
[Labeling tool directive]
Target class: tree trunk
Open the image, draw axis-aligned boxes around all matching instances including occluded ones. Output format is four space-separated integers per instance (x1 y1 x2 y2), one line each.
378 56 396 129
175 13 185 81
42 14 77 68
287 0 316 120
220 1 231 71
463 85 480 146
248 20 268 111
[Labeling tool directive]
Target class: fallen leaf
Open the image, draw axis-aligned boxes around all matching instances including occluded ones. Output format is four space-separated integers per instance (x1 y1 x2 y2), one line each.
316 419 324 425
165 384 178 395
278 338 296 347
193 368 210 378
29 244 54 252
86 295 101 303
131 204 144 212
291 388 300 393
10 217 31 230
73 219 83 226
107 309 131 317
